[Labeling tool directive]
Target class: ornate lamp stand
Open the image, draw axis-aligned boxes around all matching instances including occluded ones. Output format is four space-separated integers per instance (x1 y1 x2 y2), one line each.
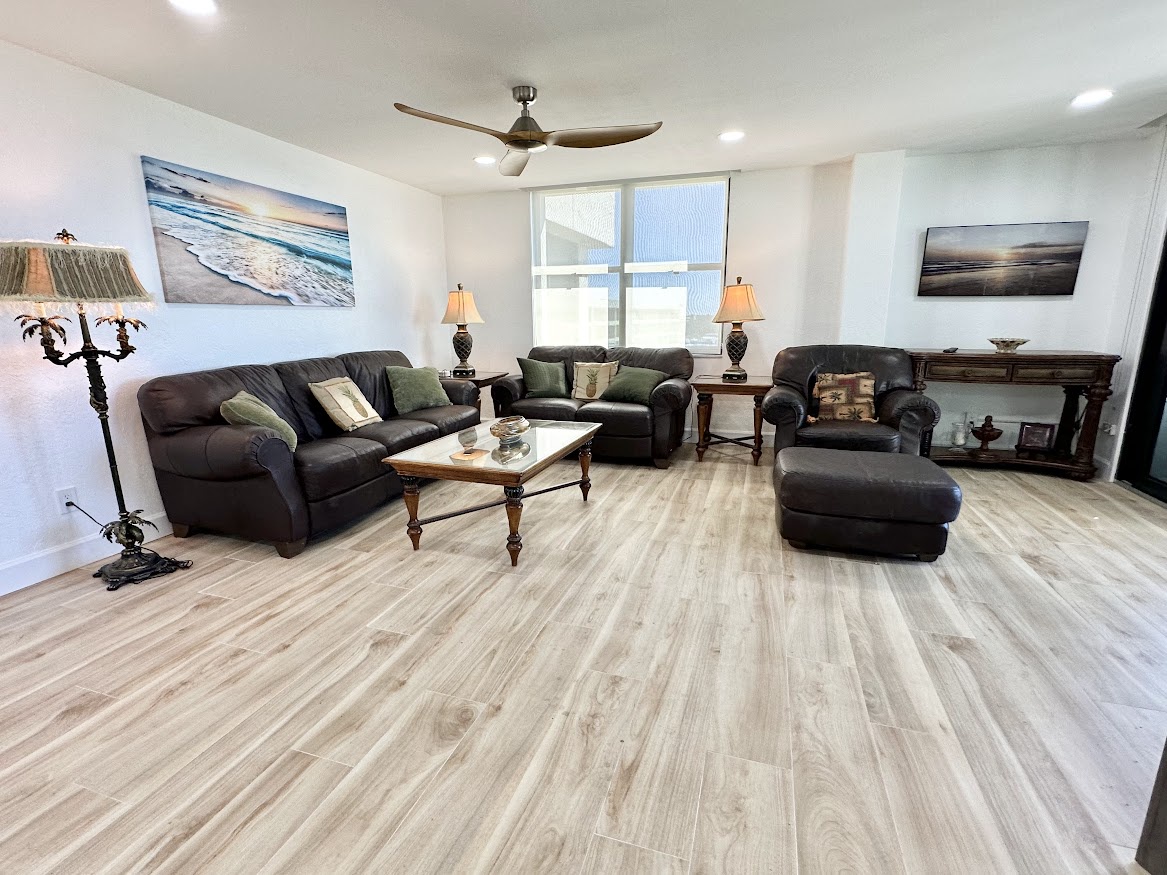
8 231 190 591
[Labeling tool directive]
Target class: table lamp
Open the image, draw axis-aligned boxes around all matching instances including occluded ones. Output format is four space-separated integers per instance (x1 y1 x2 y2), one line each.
441 283 484 377
713 276 764 382
1 230 190 591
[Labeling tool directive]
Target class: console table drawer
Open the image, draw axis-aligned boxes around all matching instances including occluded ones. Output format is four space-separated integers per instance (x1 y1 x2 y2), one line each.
926 362 1012 381
1013 365 1099 383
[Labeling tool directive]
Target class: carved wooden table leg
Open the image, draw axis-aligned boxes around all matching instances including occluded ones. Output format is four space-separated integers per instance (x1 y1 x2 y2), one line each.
1054 386 1083 457
1072 380 1113 478
696 392 713 461
579 440 592 501
751 393 764 466
504 485 524 567
402 476 422 550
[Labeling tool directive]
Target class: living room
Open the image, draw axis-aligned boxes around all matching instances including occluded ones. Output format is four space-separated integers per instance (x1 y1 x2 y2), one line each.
1 1 1167 872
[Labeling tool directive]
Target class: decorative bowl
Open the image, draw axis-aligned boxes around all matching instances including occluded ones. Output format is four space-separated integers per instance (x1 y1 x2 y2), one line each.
489 416 530 448
491 441 532 465
988 337 1030 354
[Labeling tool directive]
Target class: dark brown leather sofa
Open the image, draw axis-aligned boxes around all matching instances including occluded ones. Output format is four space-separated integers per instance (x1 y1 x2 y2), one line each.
491 345 693 468
760 344 941 455
137 350 480 557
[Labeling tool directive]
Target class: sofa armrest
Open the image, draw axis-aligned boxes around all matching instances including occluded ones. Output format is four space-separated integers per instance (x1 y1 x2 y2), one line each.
491 376 527 417
147 424 295 481
878 390 941 430
650 377 692 413
878 389 941 455
761 385 807 427
440 378 480 408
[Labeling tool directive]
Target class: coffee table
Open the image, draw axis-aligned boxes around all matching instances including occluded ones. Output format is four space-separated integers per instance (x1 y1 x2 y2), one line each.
383 419 601 567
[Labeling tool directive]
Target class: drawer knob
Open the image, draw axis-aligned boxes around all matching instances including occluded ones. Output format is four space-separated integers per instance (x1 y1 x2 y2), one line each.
1053 369 1063 378
963 368 974 377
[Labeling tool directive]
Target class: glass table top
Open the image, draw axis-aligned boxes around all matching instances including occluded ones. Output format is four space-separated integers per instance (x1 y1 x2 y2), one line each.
385 419 599 476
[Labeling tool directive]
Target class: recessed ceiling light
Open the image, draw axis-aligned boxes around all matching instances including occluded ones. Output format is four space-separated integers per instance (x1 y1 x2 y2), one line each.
169 0 218 16
1071 88 1114 110
719 130 745 143
473 155 496 165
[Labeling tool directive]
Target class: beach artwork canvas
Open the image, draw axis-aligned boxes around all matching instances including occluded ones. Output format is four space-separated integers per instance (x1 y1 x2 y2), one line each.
141 156 354 306
918 221 1088 297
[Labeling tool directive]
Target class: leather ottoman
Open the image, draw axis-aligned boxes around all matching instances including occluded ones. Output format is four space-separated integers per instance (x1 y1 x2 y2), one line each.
774 447 962 561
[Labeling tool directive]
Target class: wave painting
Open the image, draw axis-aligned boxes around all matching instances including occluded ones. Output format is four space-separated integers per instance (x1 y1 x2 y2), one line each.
141 156 354 307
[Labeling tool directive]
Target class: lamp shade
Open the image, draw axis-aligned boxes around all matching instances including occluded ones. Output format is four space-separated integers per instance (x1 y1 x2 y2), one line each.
441 284 484 325
0 239 151 304
712 276 764 323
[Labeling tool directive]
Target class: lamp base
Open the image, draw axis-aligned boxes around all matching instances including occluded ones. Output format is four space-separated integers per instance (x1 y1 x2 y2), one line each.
452 366 476 377
95 546 192 592
722 367 749 382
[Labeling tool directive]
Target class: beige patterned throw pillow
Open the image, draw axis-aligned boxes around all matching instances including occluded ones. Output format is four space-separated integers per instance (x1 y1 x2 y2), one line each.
572 361 618 400
309 377 382 431
808 372 877 423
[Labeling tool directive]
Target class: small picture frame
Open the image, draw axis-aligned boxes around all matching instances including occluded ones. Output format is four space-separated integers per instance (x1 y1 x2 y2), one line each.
1016 422 1056 452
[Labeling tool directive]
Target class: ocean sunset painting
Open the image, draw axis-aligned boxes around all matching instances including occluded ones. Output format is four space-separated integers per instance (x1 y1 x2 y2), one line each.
918 221 1088 297
141 156 354 306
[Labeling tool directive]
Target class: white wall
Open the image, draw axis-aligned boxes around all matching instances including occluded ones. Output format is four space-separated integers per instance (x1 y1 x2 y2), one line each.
0 41 449 592
883 137 1166 458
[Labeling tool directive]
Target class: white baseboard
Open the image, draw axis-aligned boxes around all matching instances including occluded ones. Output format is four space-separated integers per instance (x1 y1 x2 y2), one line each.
0 511 172 597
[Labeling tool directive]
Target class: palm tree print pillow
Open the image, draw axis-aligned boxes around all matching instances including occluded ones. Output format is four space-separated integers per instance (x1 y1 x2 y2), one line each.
807 372 877 423
309 377 382 431
571 361 619 400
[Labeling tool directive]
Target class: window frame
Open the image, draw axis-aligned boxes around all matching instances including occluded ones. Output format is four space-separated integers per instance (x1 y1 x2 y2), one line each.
529 173 732 356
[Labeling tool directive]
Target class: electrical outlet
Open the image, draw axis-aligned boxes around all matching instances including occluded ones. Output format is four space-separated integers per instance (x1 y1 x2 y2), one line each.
1100 422 1119 436
55 487 78 516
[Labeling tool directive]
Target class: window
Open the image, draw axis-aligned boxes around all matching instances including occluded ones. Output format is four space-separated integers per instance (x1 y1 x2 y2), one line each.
530 176 730 354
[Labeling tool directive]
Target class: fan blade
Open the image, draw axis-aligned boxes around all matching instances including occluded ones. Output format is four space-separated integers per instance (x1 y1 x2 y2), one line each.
499 150 531 177
393 103 510 142
544 122 662 148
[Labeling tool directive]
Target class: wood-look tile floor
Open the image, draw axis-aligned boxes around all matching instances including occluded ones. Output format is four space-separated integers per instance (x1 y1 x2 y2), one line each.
1 444 1165 874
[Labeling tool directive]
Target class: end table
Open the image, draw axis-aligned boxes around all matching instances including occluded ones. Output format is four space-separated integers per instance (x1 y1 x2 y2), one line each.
691 374 773 465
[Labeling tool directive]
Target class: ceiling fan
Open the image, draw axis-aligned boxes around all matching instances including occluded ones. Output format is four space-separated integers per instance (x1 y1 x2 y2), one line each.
394 86 662 177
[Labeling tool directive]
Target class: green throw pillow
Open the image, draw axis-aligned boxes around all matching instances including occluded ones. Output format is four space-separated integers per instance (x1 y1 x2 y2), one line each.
518 357 568 398
386 366 452 415
600 366 668 406
220 391 298 451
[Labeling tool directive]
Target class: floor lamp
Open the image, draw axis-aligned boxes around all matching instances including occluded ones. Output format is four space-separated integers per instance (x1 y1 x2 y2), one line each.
1 230 190 591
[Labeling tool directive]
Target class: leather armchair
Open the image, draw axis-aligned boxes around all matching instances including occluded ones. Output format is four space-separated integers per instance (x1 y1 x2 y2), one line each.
762 345 940 455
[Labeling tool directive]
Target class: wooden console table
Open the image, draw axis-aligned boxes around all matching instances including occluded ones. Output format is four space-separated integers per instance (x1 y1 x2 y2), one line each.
909 349 1120 480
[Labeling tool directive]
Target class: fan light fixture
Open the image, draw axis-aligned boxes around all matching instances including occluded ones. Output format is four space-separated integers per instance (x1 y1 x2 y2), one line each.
1070 88 1114 110
473 156 496 165
719 130 745 143
169 0 218 15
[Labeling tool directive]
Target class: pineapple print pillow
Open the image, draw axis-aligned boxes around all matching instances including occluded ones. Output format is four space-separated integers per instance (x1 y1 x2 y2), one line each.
309 377 382 431
572 361 619 401
807 372 877 423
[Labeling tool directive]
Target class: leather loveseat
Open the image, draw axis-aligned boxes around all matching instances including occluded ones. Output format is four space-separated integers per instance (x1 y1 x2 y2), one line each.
491 345 693 468
761 345 941 456
137 350 480 557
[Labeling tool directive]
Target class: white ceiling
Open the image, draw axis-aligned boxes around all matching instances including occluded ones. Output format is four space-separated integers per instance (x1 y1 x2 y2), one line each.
3 0 1167 196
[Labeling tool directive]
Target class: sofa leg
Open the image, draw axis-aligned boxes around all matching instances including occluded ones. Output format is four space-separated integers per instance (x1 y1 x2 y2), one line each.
787 540 809 550
917 553 939 562
653 458 670 470
171 524 194 539
275 538 307 559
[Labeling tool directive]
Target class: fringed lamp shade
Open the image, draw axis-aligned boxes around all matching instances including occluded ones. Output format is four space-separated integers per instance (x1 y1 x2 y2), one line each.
0 240 152 304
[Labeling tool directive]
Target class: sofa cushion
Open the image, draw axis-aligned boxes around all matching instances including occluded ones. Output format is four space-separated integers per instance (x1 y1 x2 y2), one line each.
219 391 299 451
518 358 569 398
386 366 452 414
606 346 694 380
294 436 388 501
775 447 962 525
138 364 304 438
350 418 441 454
796 420 901 453
511 397 587 421
526 345 607 393
575 400 653 437
274 357 351 441
398 404 480 436
339 350 413 418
